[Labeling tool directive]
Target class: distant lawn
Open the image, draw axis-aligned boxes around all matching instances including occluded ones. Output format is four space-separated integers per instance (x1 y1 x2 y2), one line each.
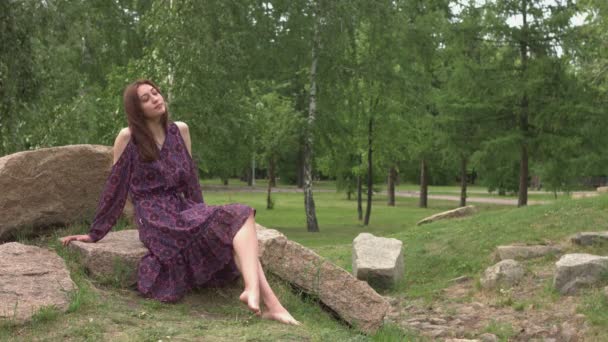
200 177 576 201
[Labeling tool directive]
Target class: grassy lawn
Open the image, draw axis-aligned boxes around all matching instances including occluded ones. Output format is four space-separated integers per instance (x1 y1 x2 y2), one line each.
3 189 608 340
201 177 576 201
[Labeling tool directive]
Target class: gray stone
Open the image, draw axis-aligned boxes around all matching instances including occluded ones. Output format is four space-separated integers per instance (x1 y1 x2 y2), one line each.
479 333 499 342
352 233 404 289
495 244 562 261
417 205 476 226
0 144 135 241
570 232 608 246
0 242 76 323
480 259 525 290
553 253 608 295
257 225 389 333
68 229 148 286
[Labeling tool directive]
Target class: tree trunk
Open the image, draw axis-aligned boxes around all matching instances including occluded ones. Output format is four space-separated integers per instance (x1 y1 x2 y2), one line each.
460 155 467 207
388 165 397 206
518 1 529 207
266 156 275 209
304 6 320 232
518 143 529 207
357 173 363 221
419 159 428 208
296 147 304 188
222 178 229 186
269 157 276 188
364 118 373 226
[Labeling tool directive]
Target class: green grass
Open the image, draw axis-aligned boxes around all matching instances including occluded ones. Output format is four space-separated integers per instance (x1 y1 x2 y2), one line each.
3 189 608 340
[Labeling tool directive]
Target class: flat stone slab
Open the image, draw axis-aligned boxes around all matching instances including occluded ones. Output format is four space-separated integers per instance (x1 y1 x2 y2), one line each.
495 244 562 261
417 205 476 226
553 253 608 295
256 226 389 333
480 259 525 290
571 232 608 246
69 229 147 286
596 186 608 193
0 242 76 323
352 233 404 289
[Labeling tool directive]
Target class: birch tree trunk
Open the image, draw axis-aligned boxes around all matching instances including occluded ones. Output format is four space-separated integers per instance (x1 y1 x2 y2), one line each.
304 3 320 232
364 117 373 226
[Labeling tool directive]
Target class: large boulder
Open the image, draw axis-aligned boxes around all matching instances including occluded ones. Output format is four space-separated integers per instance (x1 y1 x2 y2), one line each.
352 233 404 289
571 232 608 246
0 145 135 241
257 226 389 333
69 229 147 286
596 186 608 193
417 205 476 226
553 253 608 295
495 244 562 261
480 259 525 290
0 242 76 323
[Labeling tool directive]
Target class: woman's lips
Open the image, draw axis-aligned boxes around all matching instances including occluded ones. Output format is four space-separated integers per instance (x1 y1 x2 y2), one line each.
155 103 164 110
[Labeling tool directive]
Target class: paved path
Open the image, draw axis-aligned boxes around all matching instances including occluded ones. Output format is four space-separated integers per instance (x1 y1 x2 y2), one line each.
202 185 550 205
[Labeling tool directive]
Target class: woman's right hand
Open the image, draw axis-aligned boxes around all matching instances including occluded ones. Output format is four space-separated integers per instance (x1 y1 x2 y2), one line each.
60 234 93 246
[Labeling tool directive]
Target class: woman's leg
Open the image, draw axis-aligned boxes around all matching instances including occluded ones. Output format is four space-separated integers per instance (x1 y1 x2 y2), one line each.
256 260 300 325
232 212 260 314
232 212 300 325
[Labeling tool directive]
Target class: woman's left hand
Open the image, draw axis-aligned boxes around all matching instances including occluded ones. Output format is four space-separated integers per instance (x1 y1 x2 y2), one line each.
60 234 93 246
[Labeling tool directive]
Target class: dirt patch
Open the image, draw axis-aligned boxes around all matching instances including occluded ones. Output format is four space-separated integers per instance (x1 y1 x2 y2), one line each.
386 262 589 341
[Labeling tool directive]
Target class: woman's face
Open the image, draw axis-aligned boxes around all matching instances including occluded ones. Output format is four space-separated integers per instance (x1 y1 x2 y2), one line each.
137 83 166 120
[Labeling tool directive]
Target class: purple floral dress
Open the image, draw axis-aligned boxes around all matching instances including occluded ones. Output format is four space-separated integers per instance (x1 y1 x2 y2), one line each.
88 121 254 302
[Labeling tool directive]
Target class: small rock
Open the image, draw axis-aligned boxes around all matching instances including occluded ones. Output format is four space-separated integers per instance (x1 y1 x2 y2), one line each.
495 245 562 261
559 322 577 342
553 253 608 295
0 242 77 323
480 259 525 290
430 317 447 325
479 333 498 342
417 205 476 225
570 232 608 246
352 233 404 289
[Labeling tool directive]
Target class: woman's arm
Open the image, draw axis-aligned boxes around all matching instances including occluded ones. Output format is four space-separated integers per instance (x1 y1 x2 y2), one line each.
61 129 133 245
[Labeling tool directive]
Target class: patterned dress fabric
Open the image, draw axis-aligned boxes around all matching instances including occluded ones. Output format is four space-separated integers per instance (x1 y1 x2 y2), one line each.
88 121 254 302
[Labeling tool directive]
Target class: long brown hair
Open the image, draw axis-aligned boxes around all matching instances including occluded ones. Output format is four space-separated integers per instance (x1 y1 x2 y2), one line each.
123 79 171 162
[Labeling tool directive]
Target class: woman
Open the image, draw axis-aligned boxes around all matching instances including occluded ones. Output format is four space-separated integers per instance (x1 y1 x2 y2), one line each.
60 80 299 325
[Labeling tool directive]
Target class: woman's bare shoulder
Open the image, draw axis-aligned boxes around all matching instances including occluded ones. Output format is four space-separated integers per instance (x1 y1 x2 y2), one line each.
174 121 189 133
173 121 193 157
112 127 132 165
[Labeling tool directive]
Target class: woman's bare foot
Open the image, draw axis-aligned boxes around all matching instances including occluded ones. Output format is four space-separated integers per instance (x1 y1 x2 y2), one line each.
262 309 301 325
239 289 261 315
